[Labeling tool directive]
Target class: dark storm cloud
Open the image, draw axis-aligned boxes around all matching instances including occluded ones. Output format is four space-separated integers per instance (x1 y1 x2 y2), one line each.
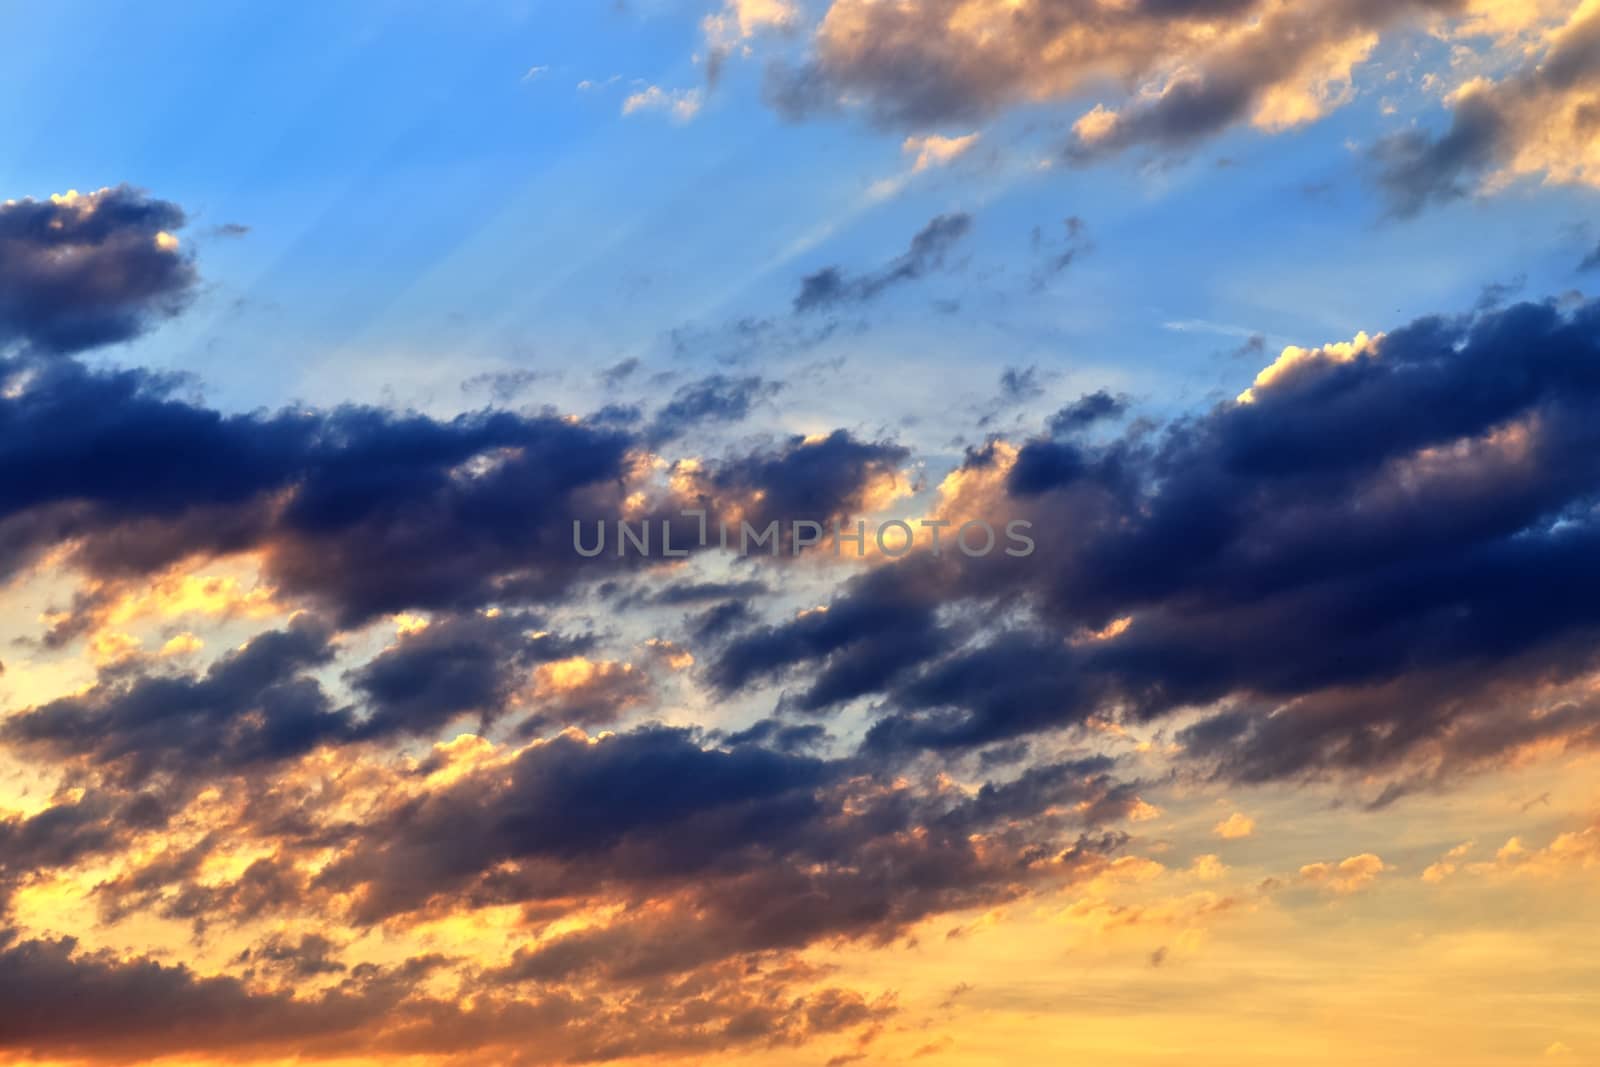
1007 438 1091 494
866 632 1103 753
316 726 834 920
1 616 350 785
723 718 832 753
348 611 589 739
0 354 649 624
310 725 1140 971
710 296 1600 787
0 934 400 1058
0 348 921 630
0 186 198 355
645 373 782 443
1048 389 1128 435
0 358 314 524
689 599 757 642
645 578 772 606
710 561 950 710
1581 241 1600 272
71 713 1120 1060
0 930 894 1064
1 612 607 786
793 214 972 313
696 429 911 541
265 406 643 624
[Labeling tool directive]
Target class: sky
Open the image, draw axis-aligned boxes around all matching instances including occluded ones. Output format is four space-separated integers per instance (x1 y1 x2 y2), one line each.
1 0 1599 1064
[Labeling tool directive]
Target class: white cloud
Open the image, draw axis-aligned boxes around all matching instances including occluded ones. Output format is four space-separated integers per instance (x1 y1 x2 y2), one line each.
903 132 979 172
622 86 705 123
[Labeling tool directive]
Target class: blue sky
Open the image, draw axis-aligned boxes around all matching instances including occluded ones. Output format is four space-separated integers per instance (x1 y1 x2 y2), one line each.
7 0 1593 434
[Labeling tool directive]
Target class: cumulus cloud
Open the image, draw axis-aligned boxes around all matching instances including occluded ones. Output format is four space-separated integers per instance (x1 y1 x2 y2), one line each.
1373 0 1600 215
1297 853 1388 893
710 295 1600 794
1213 812 1256 839
347 611 590 739
681 429 913 558
0 354 679 624
0 186 197 354
766 0 1456 148
0 929 891 1063
757 0 1595 208
310 728 1143 952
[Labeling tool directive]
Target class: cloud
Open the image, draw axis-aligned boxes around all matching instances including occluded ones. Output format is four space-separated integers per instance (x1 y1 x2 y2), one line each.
1421 840 1476 882
1 616 349 785
522 656 655 731
1296 853 1387 893
1372 2 1600 216
1433 820 1600 881
0 929 890 1063
0 186 198 355
0 342 909 640
685 429 912 553
706 295 1600 792
638 577 772 606
1000 365 1045 403
348 611 589 739
794 214 973 312
1065 5 1389 161
0 354 662 625
309 727 1142 958
711 562 949 708
705 0 799 85
1213 812 1256 839
235 932 348 980
646 373 783 444
766 0 1454 149
0 934 407 1059
622 85 705 122
1047 389 1127 436
706 0 798 45
904 132 980 171
1 609 609 785
1029 216 1092 288
0 793 170 914
8 172 1600 1065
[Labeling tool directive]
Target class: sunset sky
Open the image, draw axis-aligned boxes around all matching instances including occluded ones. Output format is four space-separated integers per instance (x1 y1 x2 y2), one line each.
3 1 1600 1064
